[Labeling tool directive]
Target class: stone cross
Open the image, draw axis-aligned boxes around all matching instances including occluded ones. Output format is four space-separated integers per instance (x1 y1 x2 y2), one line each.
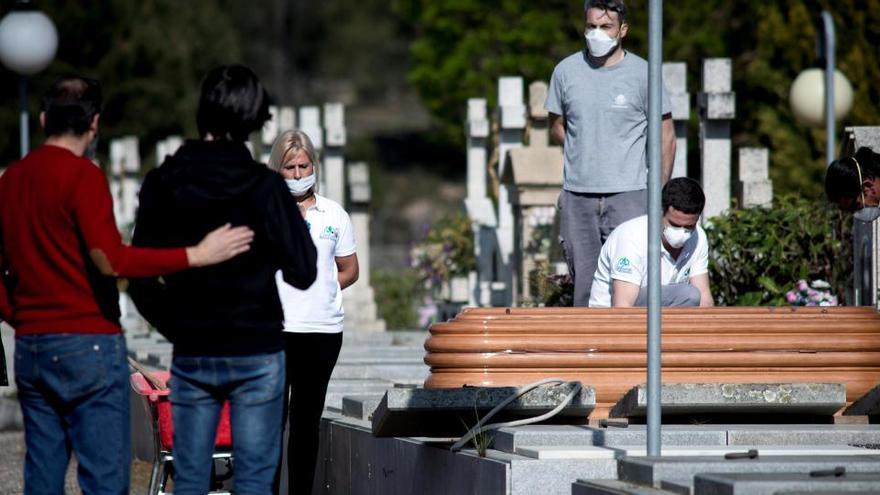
322 103 347 206
155 136 183 166
109 136 141 229
463 98 497 306
298 106 324 190
342 161 386 331
496 76 527 306
698 58 736 221
528 81 549 148
663 62 690 179
502 81 564 304
736 148 773 208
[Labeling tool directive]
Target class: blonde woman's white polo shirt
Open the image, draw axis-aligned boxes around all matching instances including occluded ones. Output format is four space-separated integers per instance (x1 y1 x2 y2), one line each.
276 194 356 333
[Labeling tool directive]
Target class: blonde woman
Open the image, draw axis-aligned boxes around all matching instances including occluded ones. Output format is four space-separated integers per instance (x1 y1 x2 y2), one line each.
268 129 358 494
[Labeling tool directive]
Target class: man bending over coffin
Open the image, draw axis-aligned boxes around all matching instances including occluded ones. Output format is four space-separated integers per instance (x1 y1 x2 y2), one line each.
589 177 714 307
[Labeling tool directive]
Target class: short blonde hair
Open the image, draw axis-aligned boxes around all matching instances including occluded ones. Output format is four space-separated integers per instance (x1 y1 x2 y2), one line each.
267 129 320 173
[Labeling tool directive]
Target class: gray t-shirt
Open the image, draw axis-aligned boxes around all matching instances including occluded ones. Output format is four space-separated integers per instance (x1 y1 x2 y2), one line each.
545 50 671 194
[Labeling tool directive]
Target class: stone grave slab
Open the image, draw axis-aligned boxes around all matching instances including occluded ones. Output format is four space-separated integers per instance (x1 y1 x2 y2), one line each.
724 425 880 447
694 472 880 495
492 425 729 453
610 383 846 420
371 383 594 437
515 445 874 461
844 383 880 417
341 395 384 421
572 479 678 495
618 455 880 488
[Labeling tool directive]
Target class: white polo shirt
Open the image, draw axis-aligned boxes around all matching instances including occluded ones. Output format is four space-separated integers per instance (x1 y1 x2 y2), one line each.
276 194 356 333
588 215 708 307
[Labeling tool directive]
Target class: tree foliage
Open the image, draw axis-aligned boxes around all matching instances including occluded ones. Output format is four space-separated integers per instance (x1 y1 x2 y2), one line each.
394 0 880 197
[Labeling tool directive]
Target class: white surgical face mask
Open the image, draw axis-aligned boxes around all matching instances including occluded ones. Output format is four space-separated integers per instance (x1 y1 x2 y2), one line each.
585 28 619 58
663 225 693 249
285 174 315 196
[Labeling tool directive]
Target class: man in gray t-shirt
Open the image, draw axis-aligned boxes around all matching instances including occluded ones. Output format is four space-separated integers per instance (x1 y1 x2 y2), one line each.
545 0 676 306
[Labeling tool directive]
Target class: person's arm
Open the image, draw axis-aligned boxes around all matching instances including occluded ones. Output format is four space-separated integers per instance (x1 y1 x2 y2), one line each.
689 273 714 307
661 114 676 185
550 113 566 145
265 176 317 290
611 279 641 307
71 166 253 278
336 254 359 290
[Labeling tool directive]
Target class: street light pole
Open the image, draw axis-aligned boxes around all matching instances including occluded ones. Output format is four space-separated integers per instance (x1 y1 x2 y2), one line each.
821 11 835 166
19 75 28 158
646 0 664 457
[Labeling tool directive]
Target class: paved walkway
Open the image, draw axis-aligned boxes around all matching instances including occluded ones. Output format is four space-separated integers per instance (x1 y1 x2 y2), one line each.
0 431 153 495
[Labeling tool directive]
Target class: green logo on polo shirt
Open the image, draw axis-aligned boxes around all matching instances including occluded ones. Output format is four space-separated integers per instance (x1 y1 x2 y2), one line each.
320 226 339 241
615 256 632 274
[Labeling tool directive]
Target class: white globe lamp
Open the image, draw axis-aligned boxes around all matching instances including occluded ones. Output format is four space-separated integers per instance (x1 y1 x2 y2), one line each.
789 68 854 128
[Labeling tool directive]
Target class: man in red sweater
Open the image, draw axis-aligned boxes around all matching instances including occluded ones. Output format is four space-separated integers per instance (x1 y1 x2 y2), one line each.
0 75 254 495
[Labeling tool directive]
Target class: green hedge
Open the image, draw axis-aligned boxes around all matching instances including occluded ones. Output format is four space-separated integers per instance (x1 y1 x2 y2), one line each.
372 269 426 330
705 195 853 306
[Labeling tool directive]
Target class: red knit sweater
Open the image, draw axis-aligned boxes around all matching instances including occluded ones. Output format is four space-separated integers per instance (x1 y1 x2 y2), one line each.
0 144 189 335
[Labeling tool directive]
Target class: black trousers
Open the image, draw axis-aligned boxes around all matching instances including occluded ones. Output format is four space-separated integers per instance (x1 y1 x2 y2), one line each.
277 331 342 495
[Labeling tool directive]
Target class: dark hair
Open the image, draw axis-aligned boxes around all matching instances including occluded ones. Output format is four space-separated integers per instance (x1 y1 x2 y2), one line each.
196 65 271 142
662 177 705 214
41 75 102 137
585 0 627 25
825 147 880 204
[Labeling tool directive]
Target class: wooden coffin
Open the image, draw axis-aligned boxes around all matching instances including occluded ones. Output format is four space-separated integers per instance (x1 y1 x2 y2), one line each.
423 307 880 416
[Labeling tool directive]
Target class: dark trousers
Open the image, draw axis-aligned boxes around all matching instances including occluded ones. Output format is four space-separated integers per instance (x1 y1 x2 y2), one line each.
278 331 342 495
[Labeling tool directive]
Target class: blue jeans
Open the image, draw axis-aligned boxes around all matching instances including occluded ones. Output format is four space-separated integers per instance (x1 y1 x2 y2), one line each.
170 351 285 495
14 333 130 495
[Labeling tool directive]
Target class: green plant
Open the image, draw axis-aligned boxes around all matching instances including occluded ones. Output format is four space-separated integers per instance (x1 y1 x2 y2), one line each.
372 269 426 330
705 195 853 306
458 406 492 458
411 213 476 290
530 260 573 307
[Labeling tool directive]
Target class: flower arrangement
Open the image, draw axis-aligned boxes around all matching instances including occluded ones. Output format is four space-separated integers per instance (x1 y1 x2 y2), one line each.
785 279 838 306
410 213 475 291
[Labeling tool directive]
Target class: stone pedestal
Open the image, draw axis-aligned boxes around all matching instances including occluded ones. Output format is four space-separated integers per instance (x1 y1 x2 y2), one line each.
698 58 736 221
736 147 773 207
342 161 386 332
663 62 690 179
504 146 563 303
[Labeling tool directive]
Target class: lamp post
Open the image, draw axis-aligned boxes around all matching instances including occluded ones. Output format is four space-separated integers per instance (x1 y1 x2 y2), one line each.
789 11 853 166
0 0 58 158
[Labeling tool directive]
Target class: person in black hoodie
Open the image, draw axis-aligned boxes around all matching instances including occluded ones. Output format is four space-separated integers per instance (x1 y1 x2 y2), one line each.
129 65 317 495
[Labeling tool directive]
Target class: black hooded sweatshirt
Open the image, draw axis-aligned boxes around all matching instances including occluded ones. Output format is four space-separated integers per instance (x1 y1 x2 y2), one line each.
129 140 317 356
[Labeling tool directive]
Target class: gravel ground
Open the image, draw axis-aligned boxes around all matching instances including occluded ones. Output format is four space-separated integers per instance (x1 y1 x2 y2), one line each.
0 431 151 495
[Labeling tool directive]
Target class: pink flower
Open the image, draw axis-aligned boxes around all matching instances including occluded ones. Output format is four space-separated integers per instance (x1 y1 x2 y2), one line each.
796 280 809 292
785 292 798 304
